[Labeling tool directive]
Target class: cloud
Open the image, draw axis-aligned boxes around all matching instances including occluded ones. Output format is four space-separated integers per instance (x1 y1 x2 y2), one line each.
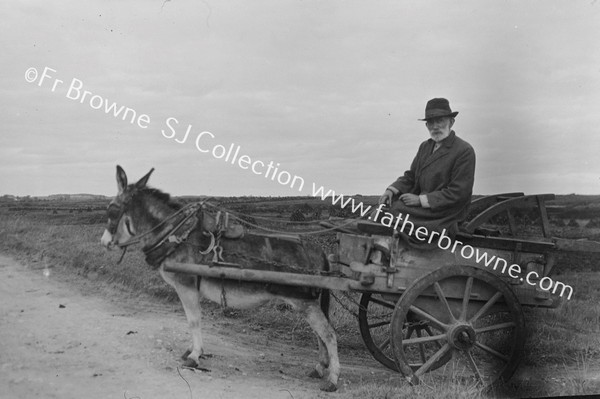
2 0 600 196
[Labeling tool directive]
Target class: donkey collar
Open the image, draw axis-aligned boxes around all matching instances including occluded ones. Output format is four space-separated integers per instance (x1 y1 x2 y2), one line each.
142 206 201 265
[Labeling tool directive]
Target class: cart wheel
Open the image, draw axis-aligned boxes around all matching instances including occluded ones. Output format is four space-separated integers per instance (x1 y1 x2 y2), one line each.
359 293 451 372
390 265 525 387
358 293 398 371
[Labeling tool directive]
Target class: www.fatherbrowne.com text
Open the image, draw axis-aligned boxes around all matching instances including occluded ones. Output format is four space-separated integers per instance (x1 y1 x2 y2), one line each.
26 66 574 300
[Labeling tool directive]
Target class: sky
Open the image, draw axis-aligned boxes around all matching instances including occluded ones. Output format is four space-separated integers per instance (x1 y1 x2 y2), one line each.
1 1 600 198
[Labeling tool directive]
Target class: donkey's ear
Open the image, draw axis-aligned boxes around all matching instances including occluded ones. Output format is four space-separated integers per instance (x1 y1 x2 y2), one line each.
116 165 128 192
135 167 155 188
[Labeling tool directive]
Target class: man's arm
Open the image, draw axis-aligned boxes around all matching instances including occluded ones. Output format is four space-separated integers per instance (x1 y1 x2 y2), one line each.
379 166 415 205
379 140 425 206
389 145 420 193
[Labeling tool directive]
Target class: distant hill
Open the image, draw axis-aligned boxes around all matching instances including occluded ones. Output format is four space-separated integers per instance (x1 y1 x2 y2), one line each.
46 194 110 201
3 193 600 207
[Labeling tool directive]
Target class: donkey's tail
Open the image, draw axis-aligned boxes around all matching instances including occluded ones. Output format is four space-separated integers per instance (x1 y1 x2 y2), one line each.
320 289 331 320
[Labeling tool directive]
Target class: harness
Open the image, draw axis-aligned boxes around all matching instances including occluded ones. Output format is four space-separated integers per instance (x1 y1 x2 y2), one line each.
111 199 359 268
113 201 244 268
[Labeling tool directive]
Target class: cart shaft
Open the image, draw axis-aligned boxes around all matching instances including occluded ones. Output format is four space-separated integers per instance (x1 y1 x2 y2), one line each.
164 261 368 292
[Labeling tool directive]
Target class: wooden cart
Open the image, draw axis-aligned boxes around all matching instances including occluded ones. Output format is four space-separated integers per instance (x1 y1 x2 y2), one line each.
165 192 600 386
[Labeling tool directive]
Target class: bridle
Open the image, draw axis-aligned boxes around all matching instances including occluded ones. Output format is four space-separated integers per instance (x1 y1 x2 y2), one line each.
106 196 206 264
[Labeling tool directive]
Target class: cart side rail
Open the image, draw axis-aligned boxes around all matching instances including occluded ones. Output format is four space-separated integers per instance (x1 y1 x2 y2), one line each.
463 193 555 236
468 192 525 215
552 237 600 253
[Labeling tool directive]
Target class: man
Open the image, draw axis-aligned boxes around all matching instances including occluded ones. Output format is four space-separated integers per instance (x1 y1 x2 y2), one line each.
378 98 476 243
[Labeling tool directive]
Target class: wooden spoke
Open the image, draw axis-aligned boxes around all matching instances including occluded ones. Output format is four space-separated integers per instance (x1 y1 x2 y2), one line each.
424 325 444 349
433 282 456 322
368 320 391 329
409 305 449 331
460 276 473 321
475 321 516 334
414 343 452 377
402 333 446 346
474 342 510 363
464 350 484 385
469 291 503 324
415 328 427 365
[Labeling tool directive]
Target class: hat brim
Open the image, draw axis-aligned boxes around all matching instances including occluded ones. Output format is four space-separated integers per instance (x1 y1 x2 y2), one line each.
419 111 458 121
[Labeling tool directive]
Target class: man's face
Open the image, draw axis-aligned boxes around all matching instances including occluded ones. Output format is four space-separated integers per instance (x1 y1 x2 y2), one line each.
426 117 453 142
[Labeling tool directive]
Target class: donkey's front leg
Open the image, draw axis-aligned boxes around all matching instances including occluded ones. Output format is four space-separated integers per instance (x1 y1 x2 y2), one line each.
160 269 205 367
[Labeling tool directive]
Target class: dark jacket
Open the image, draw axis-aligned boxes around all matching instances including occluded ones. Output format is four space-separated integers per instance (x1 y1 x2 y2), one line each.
388 130 476 240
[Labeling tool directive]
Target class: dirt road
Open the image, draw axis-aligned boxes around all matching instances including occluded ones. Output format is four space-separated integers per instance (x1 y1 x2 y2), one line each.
0 254 395 399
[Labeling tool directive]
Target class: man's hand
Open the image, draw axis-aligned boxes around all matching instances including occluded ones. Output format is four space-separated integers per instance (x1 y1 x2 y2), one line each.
378 189 394 206
399 193 421 207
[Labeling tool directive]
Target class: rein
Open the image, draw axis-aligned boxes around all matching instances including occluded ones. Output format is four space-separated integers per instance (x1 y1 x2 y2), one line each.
200 201 361 236
112 199 363 265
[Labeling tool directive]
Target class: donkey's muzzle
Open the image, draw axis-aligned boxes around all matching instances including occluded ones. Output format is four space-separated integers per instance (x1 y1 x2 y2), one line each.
101 229 114 249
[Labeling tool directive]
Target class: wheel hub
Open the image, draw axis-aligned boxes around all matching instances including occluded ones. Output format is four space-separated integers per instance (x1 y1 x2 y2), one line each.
448 324 476 350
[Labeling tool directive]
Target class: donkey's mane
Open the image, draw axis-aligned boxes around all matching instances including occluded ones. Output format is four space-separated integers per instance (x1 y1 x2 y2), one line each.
144 186 181 207
133 187 183 224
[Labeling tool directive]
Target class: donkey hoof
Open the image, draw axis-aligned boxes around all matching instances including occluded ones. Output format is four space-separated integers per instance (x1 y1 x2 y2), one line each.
181 358 199 368
307 369 322 379
319 381 338 392
181 349 192 360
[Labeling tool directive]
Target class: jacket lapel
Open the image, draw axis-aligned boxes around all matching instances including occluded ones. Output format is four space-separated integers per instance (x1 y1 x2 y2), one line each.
421 145 450 170
420 131 456 170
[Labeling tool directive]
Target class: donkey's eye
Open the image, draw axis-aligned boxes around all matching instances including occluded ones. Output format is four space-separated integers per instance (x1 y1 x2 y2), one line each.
107 204 121 219
125 219 132 232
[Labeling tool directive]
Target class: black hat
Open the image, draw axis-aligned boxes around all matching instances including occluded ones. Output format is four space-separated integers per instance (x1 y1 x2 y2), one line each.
419 98 459 121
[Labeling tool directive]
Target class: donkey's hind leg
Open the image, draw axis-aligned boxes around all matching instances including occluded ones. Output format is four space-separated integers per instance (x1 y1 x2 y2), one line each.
307 335 329 379
160 268 204 367
290 298 340 392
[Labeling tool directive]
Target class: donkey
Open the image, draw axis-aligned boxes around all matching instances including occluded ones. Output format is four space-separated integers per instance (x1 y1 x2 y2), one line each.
100 166 340 391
